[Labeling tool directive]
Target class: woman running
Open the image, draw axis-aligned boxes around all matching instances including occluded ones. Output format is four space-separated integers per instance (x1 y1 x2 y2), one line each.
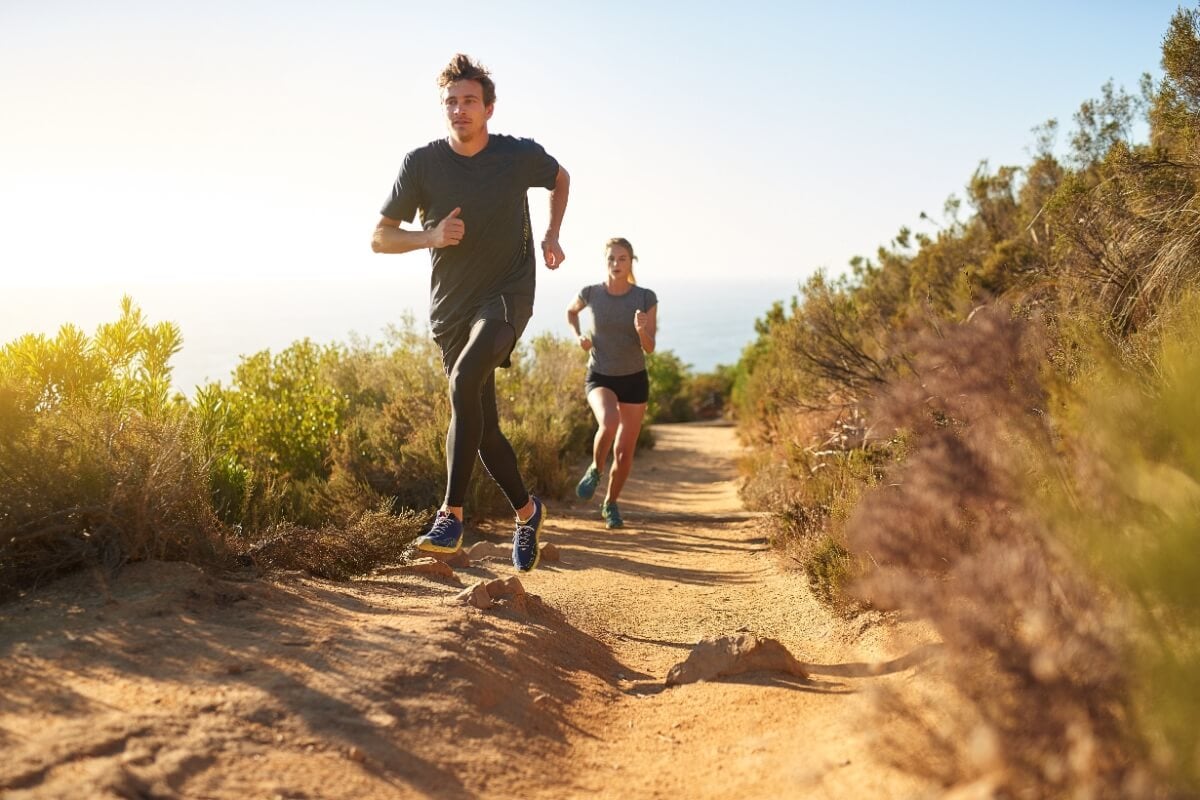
566 237 658 528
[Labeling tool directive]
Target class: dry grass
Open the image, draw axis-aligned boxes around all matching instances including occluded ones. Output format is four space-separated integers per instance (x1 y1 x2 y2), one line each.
239 505 426 581
0 407 226 598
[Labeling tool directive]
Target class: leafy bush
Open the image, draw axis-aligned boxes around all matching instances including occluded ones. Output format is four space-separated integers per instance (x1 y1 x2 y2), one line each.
495 333 593 504
687 364 736 420
0 305 611 593
644 349 694 423
0 298 224 596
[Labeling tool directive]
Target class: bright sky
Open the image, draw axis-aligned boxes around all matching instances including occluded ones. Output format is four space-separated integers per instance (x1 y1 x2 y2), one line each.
0 1 1182 319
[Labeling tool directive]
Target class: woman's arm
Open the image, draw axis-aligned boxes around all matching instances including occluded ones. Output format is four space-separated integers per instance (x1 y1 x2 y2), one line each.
634 304 657 354
567 295 591 351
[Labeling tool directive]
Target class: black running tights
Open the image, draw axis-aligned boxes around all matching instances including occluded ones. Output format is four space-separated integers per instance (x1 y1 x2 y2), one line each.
444 319 528 510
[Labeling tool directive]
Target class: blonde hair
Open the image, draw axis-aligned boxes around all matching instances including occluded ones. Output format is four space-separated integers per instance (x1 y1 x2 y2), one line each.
606 237 638 285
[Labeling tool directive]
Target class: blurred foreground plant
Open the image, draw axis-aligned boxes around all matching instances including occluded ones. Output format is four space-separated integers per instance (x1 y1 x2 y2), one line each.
1060 295 1200 793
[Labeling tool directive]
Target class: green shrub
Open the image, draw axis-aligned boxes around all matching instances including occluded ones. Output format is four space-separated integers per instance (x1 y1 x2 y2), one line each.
0 298 223 596
645 349 694 423
804 535 856 611
495 333 592 504
198 339 347 480
688 364 736 420
325 322 450 518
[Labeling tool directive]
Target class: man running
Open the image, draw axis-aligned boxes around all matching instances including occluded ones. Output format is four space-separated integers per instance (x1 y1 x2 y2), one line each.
371 53 570 572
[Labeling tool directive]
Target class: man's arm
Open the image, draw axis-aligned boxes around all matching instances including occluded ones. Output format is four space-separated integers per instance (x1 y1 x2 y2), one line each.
371 208 464 254
541 166 570 269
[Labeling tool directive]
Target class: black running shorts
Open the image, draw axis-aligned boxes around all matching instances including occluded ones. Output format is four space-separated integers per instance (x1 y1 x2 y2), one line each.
585 368 650 405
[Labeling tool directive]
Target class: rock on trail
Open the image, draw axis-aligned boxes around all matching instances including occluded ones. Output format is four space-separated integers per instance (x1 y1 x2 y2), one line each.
664 633 809 687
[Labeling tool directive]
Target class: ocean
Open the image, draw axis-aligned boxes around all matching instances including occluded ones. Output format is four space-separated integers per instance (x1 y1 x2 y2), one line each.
3 275 801 395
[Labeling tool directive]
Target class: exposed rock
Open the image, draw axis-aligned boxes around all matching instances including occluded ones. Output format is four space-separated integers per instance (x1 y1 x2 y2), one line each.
665 633 808 687
538 543 561 562
454 582 494 610
485 577 526 600
426 548 472 568
386 558 457 580
453 576 539 614
467 541 509 560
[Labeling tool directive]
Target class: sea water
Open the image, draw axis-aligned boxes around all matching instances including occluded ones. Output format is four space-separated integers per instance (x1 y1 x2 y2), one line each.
2 274 803 395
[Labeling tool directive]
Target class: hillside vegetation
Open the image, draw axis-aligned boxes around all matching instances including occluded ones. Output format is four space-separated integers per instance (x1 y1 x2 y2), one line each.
0 293 722 594
733 8 1200 796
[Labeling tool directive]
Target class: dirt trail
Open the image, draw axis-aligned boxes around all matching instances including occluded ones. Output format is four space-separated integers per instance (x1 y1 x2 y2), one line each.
0 422 938 799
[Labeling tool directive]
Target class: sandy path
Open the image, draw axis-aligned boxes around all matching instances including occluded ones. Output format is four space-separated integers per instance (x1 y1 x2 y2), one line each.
525 422 936 799
0 422 938 799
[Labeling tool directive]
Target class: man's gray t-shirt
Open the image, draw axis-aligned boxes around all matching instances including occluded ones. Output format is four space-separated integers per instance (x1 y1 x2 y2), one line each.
578 283 658 376
381 134 559 337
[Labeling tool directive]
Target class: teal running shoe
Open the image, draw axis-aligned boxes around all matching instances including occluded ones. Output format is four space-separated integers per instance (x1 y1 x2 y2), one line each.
416 510 464 553
512 496 545 572
601 500 623 529
575 465 601 500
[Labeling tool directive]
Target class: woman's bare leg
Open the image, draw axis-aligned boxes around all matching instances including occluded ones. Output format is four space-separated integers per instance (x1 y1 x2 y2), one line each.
605 402 647 503
587 388 620 472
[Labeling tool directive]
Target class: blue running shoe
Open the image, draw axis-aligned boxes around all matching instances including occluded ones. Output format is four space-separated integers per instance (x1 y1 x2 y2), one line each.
512 496 545 572
415 510 463 553
575 465 601 500
601 500 623 529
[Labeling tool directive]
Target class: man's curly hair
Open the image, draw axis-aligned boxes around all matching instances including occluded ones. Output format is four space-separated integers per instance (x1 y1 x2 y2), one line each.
437 54 496 106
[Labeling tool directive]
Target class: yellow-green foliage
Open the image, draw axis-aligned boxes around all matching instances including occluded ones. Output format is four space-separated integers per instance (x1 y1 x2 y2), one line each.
495 333 592 502
195 338 352 529
0 295 181 418
325 319 450 519
0 298 222 595
205 339 348 481
643 349 694 423
0 303 619 593
1058 297 1200 792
